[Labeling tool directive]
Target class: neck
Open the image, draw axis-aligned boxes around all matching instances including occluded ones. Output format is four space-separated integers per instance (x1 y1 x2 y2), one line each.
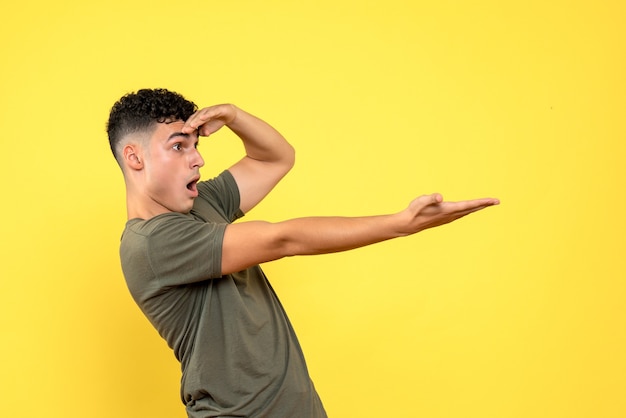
125 184 169 220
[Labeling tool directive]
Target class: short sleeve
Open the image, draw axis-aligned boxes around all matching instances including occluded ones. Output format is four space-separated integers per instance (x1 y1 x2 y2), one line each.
121 213 226 298
192 170 245 223
149 214 226 286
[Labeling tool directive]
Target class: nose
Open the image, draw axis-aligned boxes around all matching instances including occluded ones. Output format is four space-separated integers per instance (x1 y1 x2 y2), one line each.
191 148 205 169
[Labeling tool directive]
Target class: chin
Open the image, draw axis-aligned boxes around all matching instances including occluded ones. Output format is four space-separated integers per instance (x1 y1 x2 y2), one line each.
166 201 193 214
180 201 196 214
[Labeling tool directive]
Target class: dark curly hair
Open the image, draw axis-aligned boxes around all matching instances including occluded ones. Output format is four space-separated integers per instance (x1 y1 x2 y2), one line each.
106 88 197 161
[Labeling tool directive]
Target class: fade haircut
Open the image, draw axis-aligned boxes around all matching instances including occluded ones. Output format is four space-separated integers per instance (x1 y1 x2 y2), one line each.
106 88 198 162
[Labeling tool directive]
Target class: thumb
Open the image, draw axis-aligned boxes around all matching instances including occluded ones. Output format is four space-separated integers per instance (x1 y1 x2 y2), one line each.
409 193 443 212
421 193 443 206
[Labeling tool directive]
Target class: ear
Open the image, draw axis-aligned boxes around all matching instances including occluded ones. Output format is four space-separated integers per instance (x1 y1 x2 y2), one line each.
122 144 144 171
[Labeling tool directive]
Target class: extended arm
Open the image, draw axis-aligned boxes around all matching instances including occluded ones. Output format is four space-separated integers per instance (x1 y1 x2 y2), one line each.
220 194 499 275
182 105 294 213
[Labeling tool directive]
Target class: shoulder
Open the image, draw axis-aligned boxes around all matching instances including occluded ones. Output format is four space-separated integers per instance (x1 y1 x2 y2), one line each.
194 170 243 222
197 170 239 200
120 212 226 287
123 212 191 238
122 212 224 250
121 213 194 261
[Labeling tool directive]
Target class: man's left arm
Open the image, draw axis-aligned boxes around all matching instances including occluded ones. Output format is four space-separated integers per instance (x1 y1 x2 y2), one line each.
183 104 295 213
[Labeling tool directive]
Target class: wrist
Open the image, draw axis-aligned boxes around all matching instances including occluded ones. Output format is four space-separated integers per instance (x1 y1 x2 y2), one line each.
390 209 416 237
225 104 240 127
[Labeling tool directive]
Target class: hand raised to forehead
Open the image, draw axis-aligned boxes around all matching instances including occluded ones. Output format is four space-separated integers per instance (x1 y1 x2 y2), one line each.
182 104 238 137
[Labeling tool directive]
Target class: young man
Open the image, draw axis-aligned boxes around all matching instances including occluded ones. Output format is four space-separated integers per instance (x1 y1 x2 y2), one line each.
106 88 499 418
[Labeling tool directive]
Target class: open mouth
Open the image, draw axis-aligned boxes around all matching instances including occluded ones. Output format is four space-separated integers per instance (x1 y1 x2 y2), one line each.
186 179 198 192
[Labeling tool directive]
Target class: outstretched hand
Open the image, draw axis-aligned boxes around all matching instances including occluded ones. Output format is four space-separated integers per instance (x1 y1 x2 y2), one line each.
399 194 500 235
182 104 238 137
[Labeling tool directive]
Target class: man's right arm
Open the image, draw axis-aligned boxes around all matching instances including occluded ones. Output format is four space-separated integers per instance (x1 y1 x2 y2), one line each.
220 193 499 275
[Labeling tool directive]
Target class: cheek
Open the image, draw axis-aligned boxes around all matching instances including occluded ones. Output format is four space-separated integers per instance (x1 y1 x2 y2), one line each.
146 164 175 194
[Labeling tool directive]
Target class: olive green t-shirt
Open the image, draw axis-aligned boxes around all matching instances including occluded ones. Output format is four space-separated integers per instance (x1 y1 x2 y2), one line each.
120 171 326 417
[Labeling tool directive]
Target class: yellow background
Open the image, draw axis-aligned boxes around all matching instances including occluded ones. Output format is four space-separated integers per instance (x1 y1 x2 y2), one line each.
1 1 624 417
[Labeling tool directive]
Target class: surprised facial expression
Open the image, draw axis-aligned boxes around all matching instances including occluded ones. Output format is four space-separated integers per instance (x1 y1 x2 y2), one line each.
141 120 205 215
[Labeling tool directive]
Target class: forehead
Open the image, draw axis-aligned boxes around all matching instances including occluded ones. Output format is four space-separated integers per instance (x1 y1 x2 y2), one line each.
151 120 186 139
147 120 199 146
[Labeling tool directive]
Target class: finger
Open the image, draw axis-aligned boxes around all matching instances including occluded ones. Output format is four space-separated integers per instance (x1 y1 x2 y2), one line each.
408 194 435 211
445 197 500 211
182 110 203 133
418 193 442 204
182 124 199 135
419 198 497 218
423 193 443 208
451 200 499 214
467 197 499 206
183 107 216 132
449 201 500 218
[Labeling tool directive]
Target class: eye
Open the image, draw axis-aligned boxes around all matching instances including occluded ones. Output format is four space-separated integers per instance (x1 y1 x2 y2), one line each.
172 143 182 151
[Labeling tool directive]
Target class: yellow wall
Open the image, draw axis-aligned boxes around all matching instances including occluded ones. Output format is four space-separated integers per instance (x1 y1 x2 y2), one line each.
1 1 624 417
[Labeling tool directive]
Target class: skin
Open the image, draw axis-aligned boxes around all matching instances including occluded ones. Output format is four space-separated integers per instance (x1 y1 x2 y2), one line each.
122 121 204 218
120 103 500 275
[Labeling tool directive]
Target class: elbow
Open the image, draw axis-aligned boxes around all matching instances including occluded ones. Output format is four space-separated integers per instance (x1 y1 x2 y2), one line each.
285 143 296 172
275 143 295 179
271 221 304 258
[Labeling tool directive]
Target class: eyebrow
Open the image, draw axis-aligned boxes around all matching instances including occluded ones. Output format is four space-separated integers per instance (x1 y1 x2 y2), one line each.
165 131 200 144
166 132 190 142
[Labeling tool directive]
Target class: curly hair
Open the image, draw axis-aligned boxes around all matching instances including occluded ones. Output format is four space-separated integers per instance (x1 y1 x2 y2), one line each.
106 88 198 161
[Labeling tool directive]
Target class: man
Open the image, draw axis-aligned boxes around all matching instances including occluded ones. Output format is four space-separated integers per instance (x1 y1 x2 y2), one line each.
106 88 499 417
